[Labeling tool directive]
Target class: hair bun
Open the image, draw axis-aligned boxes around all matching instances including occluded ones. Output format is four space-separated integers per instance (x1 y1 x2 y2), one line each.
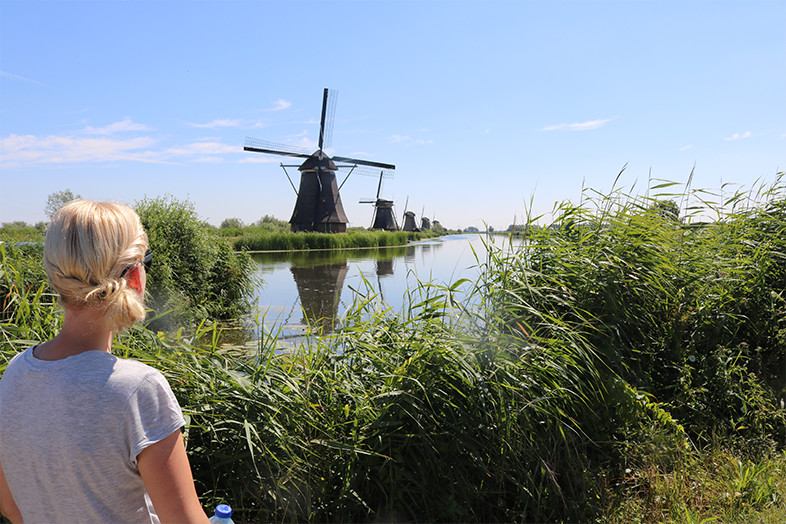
86 279 122 304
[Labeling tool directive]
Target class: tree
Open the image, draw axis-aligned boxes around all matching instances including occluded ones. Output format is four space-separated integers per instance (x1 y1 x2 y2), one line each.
651 200 680 222
45 189 82 220
255 215 289 232
220 218 244 229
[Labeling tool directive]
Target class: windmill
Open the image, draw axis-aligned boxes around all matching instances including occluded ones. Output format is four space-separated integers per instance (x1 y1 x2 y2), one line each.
400 196 421 232
244 88 395 233
359 170 398 230
419 206 431 230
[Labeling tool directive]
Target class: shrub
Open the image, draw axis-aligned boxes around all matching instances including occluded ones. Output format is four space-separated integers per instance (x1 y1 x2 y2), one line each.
0 222 44 243
135 195 256 328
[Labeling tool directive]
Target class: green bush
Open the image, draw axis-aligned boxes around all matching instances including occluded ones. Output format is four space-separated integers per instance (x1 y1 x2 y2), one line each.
0 222 45 243
135 196 256 328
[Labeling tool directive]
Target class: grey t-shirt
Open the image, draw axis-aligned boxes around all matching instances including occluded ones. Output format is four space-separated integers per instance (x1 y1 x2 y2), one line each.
0 346 186 523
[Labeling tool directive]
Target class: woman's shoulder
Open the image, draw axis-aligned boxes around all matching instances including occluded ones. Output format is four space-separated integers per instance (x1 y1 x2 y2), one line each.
110 355 168 383
69 352 170 396
0 347 34 387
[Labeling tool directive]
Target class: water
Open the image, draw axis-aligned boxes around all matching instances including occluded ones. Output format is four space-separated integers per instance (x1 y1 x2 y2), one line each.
249 234 515 341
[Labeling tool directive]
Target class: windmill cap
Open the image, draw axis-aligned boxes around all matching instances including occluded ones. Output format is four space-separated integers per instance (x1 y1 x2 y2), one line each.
299 151 337 172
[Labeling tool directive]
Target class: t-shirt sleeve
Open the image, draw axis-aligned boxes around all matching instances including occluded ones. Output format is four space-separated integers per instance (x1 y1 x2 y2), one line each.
125 370 186 466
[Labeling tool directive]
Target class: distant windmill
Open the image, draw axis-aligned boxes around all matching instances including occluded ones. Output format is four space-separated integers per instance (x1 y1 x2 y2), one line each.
401 211 420 232
244 88 395 233
400 196 420 232
360 170 398 230
419 206 431 230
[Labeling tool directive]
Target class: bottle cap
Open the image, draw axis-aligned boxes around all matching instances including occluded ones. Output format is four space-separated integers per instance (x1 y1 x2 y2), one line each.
215 504 232 518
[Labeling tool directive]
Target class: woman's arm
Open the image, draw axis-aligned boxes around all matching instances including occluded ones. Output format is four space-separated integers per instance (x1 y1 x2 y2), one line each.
137 430 210 524
0 459 22 523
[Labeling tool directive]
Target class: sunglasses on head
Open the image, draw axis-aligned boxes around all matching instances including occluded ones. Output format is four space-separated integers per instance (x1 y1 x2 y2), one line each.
120 250 153 278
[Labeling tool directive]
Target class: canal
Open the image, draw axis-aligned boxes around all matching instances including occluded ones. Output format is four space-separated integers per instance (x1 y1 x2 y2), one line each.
249 234 515 343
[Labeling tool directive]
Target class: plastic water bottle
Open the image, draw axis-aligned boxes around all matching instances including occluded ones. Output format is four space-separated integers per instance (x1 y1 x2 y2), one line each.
209 504 234 523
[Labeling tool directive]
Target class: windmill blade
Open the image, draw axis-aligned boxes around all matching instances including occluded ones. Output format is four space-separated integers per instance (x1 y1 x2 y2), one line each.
317 89 328 151
244 137 312 159
318 88 338 151
334 163 394 179
374 170 385 199
332 155 395 171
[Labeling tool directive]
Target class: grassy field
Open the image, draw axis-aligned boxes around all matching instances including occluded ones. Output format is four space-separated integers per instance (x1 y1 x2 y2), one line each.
3 177 786 522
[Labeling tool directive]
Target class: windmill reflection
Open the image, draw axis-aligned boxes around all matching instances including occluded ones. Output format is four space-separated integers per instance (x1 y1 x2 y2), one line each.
290 262 349 333
285 246 410 334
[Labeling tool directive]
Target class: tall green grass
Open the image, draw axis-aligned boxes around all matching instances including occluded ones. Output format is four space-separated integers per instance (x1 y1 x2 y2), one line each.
477 175 786 454
3 176 786 522
0 242 60 365
234 230 431 252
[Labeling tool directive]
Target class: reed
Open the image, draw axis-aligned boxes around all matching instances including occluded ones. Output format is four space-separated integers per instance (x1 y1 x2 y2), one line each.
3 176 786 522
0 242 60 366
233 230 431 252
98 279 613 522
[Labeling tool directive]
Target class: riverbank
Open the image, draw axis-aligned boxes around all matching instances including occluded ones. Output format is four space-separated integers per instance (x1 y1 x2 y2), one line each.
231 228 443 252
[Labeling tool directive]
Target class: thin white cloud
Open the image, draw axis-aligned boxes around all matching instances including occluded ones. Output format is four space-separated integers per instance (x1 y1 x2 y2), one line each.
0 70 50 87
0 133 164 168
542 118 615 131
268 99 291 111
724 131 753 141
238 156 280 164
390 135 411 143
185 118 242 129
286 132 317 151
0 120 243 168
79 117 153 135
680 144 693 151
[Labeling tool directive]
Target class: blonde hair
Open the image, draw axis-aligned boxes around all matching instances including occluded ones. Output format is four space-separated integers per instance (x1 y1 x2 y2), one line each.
44 200 149 332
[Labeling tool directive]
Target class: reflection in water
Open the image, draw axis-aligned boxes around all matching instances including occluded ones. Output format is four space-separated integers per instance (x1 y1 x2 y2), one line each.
251 235 516 340
290 263 348 333
376 259 394 276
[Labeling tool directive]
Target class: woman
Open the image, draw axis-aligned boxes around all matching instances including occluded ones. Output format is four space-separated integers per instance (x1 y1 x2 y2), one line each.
0 201 209 523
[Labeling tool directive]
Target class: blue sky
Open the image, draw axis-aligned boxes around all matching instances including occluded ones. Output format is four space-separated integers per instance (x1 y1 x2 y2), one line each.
1 0 784 231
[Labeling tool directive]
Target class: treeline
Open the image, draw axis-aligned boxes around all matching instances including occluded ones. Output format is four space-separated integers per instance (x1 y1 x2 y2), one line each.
214 215 450 251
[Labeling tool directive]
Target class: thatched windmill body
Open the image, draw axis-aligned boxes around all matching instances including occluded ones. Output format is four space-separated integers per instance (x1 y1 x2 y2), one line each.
244 89 395 233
